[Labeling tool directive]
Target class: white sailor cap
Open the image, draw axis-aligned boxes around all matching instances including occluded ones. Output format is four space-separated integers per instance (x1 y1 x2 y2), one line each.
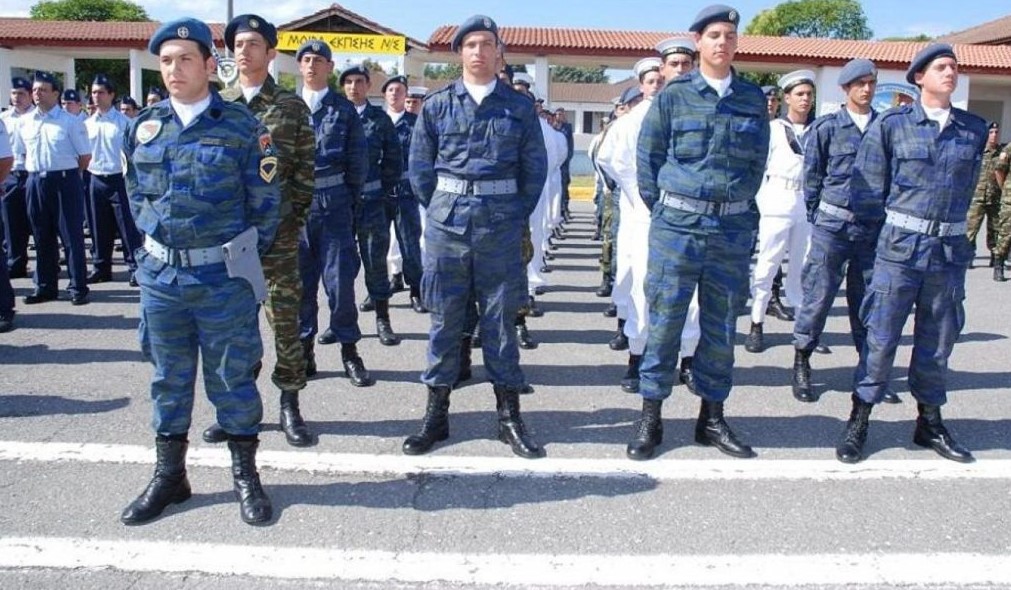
778 69 817 92
655 37 696 58
407 86 428 98
513 72 534 87
633 58 662 79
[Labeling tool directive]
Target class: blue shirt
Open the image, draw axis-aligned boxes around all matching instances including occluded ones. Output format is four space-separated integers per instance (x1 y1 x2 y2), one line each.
308 88 368 192
85 108 131 175
637 70 769 216
13 106 90 172
851 101 987 270
408 78 547 218
1 107 33 171
803 107 880 222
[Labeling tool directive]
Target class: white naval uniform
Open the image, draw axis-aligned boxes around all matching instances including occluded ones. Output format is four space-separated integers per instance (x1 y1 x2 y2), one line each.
750 117 812 323
597 98 700 357
528 118 566 294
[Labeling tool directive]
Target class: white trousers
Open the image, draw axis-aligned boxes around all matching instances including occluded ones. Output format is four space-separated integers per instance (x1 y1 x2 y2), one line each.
750 214 811 323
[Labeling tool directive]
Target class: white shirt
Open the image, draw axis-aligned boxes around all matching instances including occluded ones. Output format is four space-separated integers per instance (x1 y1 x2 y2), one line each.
596 98 653 224
241 84 263 103
85 108 131 175
301 86 328 112
1 107 34 170
170 95 211 128
387 109 405 126
700 73 732 97
847 108 871 133
756 117 809 218
922 103 951 133
463 79 497 105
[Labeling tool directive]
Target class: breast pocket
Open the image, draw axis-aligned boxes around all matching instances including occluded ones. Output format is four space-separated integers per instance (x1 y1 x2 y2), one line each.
827 141 858 178
320 116 348 161
130 144 167 196
727 117 762 160
488 116 523 163
192 146 241 202
951 143 978 189
893 143 931 189
672 117 711 161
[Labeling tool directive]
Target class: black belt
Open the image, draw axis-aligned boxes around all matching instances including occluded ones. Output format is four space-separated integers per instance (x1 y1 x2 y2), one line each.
31 169 76 179
90 172 124 179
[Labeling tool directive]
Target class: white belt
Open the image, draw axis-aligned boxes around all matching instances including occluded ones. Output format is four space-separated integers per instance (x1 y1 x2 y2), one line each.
885 210 967 237
144 234 225 267
314 172 345 189
436 176 518 196
765 174 802 191
660 192 751 216
362 179 383 194
818 201 856 223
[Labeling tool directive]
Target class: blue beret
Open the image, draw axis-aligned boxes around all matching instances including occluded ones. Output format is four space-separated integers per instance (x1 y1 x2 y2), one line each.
120 96 138 109
61 89 81 103
906 43 956 85
338 64 370 86
761 85 779 96
837 58 877 87
11 77 30 91
295 40 332 62
381 75 408 93
33 71 58 89
149 18 214 55
689 4 740 34
92 74 114 91
451 15 499 53
225 14 277 50
620 85 643 106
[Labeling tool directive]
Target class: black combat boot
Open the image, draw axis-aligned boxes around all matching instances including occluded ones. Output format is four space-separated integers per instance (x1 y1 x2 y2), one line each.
409 285 427 313
792 349 817 402
744 322 764 353
989 252 997 268
279 390 316 447
121 436 192 525
766 292 795 321
913 403 974 463
455 336 473 387
620 354 641 393
341 343 375 387
515 317 538 350
596 274 613 297
494 384 545 458
603 302 618 318
994 257 1007 282
374 299 401 346
403 385 451 455
228 437 273 525
695 400 755 458
679 356 697 395
626 398 663 460
836 394 873 463
390 272 406 292
358 295 375 312
609 319 629 350
882 388 902 404
303 338 317 377
526 295 544 318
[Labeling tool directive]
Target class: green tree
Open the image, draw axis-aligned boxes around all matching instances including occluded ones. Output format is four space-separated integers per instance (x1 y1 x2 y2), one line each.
881 34 933 42
424 63 463 80
31 0 158 100
551 65 608 84
745 0 872 40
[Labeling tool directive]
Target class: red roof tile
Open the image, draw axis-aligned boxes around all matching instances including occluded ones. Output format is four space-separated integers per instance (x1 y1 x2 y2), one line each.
0 17 225 49
939 14 1011 45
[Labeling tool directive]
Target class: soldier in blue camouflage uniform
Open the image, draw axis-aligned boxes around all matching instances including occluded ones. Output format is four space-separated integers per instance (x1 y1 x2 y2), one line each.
382 74 426 314
295 41 373 388
402 15 548 459
791 59 894 403
340 64 404 347
836 44 986 464
627 5 768 461
120 18 280 526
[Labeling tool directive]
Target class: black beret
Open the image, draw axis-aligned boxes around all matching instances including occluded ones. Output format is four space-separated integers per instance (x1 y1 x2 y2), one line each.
11 77 30 91
92 74 114 92
33 71 58 89
296 40 332 62
61 89 81 103
338 64 370 86
381 75 408 93
225 14 277 51
120 96 138 108
451 15 499 52
905 43 956 85
689 4 740 34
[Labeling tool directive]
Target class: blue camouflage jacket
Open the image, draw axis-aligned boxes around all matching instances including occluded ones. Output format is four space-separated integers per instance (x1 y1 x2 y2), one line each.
803 107 881 225
359 102 402 196
851 100 987 270
408 78 547 221
124 92 280 285
637 69 769 227
391 110 417 196
310 88 368 194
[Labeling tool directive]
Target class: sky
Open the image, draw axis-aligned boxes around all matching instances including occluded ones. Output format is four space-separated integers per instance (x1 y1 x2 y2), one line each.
0 0 1008 41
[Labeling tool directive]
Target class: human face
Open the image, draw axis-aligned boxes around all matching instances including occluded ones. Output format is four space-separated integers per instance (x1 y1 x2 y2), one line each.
640 71 664 98
405 96 422 114
91 84 114 111
459 31 498 83
10 87 30 111
694 23 737 76
661 53 694 80
146 93 160 106
120 103 138 118
32 82 58 111
554 109 567 123
987 127 1000 147
342 74 370 106
158 39 215 104
384 82 406 112
766 95 780 118
61 99 81 114
615 103 629 118
784 83 813 119
299 53 332 91
234 31 275 80
512 82 530 95
843 75 876 112
915 56 958 98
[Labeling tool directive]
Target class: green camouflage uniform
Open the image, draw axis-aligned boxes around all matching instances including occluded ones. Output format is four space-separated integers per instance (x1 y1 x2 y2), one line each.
966 143 1004 252
221 75 315 392
994 144 1011 262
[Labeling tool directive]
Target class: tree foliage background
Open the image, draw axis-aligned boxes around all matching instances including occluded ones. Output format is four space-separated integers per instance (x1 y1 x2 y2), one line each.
30 0 162 101
551 66 608 84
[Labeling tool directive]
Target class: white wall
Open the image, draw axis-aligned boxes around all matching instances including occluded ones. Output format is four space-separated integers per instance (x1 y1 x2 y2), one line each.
814 65 971 117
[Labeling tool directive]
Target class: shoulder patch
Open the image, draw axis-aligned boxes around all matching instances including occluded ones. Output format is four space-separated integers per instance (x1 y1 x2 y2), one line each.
135 120 162 144
258 132 276 157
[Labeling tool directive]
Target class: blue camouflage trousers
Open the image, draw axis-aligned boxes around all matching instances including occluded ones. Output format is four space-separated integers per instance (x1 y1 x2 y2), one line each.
356 196 393 301
793 223 877 354
421 194 527 388
136 267 263 437
639 218 754 403
299 187 361 343
387 190 423 288
854 260 966 406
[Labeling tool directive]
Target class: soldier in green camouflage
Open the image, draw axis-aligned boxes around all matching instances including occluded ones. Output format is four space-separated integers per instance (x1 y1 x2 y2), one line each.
967 122 1004 271
993 137 1011 282
202 14 317 446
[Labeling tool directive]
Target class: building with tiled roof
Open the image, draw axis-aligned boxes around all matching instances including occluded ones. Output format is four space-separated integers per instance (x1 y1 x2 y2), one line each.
940 14 1011 46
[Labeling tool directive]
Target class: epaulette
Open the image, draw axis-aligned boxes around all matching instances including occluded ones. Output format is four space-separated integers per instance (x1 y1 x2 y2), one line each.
877 104 913 123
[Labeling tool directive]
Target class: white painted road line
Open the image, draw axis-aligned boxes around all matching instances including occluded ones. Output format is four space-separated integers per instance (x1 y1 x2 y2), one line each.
2 440 1010 481
1 537 1010 586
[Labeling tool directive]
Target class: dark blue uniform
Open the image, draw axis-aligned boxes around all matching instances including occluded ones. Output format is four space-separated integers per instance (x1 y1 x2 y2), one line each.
298 89 369 344
356 103 402 302
794 108 882 354
388 110 424 292
1 108 31 277
852 101 987 405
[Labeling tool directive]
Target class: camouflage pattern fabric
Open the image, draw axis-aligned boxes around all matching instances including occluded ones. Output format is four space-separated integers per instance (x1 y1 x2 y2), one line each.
966 144 1004 251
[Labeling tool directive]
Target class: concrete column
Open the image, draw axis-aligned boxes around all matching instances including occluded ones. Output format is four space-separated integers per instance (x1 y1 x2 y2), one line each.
403 52 425 80
128 49 144 103
0 49 13 104
575 107 585 133
63 57 75 91
534 55 549 103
